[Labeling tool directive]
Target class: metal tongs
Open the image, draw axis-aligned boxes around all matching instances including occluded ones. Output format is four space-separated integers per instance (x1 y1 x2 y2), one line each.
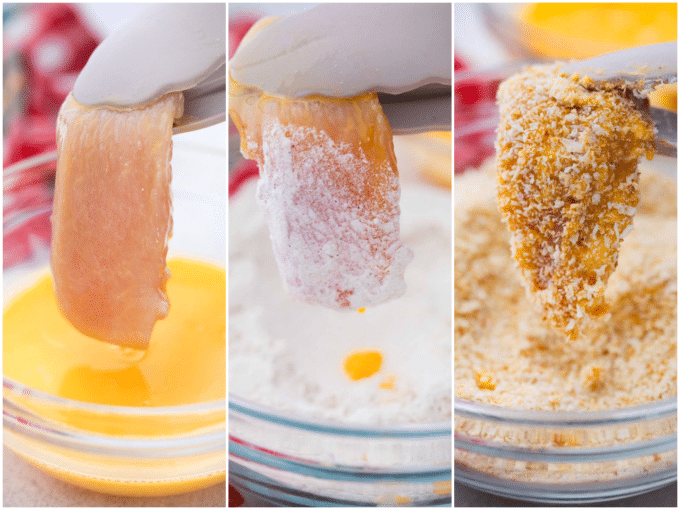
173 63 226 134
72 4 226 135
229 4 451 136
377 84 451 135
560 42 677 157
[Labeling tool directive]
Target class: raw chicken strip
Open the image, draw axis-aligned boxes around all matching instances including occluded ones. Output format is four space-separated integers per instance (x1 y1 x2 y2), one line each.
230 77 413 310
51 92 183 348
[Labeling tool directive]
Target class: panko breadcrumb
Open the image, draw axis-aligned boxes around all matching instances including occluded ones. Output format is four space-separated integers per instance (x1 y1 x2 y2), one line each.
454 160 676 411
495 64 656 340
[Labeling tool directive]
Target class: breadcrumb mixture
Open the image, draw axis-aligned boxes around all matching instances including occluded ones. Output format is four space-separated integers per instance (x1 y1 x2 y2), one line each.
495 64 656 340
454 161 676 411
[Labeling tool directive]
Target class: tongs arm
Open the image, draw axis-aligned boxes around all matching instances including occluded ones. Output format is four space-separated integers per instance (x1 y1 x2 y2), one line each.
378 84 451 135
559 42 677 95
560 42 677 157
173 63 226 134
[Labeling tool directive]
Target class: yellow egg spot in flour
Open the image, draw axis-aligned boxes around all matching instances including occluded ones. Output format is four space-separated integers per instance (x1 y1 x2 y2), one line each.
379 374 396 390
344 350 382 381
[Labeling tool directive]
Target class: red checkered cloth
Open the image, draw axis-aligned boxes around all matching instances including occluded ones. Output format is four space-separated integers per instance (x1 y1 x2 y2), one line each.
453 53 501 174
228 12 262 506
3 4 101 268
228 11 261 203
4 3 100 165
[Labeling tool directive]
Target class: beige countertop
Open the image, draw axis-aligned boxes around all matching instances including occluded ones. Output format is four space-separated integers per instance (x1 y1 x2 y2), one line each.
4 447 226 507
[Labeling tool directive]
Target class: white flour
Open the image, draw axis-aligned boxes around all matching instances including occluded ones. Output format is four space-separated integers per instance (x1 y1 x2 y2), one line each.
257 118 413 311
229 179 451 425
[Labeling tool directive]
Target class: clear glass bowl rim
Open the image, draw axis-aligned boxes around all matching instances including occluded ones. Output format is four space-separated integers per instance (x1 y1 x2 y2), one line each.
5 377 225 417
4 149 58 181
229 393 450 438
478 2 663 60
455 397 677 427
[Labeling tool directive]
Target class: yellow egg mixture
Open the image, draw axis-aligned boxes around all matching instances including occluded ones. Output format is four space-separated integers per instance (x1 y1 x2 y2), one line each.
4 258 225 407
4 258 225 495
521 3 676 53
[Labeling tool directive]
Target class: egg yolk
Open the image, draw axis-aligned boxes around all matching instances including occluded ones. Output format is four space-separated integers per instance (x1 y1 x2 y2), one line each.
3 258 225 407
343 350 382 381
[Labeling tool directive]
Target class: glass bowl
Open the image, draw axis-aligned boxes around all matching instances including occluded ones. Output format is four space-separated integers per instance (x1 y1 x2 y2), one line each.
455 399 676 505
478 3 678 113
3 138 226 497
453 68 677 504
230 396 451 506
228 160 451 506
480 3 677 61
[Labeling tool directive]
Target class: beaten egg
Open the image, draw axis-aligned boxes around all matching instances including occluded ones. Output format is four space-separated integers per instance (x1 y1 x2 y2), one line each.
4 258 225 408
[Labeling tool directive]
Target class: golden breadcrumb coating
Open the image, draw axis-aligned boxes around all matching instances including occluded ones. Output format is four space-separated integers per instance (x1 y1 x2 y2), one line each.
495 64 656 340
